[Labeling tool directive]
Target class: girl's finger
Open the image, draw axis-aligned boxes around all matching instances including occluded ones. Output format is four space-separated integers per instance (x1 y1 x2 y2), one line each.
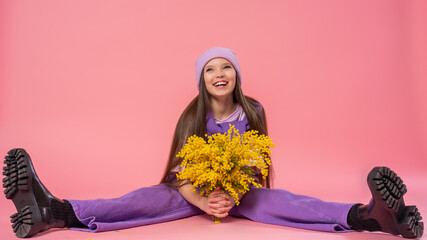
217 198 232 205
209 204 230 213
208 203 223 209
218 201 231 208
209 190 221 197
213 212 228 218
209 203 229 211
213 194 228 201
210 207 228 215
208 196 224 203
218 205 232 212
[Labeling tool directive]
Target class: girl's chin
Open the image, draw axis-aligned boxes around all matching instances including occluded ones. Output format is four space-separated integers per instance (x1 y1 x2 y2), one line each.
209 93 234 101
208 87 234 95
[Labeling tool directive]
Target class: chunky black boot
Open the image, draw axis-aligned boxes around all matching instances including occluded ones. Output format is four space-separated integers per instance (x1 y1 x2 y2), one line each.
348 166 423 238
3 148 67 238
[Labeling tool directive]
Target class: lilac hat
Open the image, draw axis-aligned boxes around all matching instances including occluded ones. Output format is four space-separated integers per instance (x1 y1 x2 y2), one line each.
195 47 242 90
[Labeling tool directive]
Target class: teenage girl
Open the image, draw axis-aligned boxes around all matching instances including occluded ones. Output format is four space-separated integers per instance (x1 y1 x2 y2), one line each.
3 47 424 238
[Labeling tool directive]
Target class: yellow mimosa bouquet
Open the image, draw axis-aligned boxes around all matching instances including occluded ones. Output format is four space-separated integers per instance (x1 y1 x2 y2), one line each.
176 124 275 207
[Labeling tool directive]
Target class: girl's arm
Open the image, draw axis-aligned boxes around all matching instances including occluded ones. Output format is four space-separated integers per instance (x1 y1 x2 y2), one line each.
177 180 209 212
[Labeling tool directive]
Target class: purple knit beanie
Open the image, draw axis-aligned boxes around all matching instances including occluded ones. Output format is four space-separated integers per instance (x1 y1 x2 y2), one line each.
195 47 242 90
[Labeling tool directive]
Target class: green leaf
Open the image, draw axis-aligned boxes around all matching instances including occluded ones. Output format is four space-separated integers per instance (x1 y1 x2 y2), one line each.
242 167 255 176
233 183 245 191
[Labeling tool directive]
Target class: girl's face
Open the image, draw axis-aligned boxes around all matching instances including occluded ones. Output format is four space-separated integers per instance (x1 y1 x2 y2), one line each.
203 58 236 100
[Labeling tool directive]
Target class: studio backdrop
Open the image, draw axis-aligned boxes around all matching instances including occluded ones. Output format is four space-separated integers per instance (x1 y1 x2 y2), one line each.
0 1 426 209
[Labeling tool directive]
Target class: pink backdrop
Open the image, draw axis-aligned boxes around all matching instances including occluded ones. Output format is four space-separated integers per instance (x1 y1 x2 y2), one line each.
1 1 426 238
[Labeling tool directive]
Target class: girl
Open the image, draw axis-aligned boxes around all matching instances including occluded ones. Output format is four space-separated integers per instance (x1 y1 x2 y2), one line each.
3 47 423 238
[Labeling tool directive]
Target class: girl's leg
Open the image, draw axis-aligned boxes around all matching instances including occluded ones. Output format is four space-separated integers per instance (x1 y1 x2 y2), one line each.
229 167 423 238
229 187 353 232
68 184 203 232
2 148 203 238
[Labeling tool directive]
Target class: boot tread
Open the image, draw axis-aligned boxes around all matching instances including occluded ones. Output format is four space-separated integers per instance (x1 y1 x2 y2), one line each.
397 206 424 238
373 167 406 210
369 167 423 238
2 149 29 199
10 205 42 238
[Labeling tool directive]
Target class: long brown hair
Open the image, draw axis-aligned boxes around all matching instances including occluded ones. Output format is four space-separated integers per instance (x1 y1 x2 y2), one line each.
160 75 274 188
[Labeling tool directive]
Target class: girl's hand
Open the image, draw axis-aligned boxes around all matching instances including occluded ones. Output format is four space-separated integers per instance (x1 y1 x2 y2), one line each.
204 187 234 218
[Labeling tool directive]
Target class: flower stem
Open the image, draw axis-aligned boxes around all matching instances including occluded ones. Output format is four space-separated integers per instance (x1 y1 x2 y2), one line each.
212 216 222 224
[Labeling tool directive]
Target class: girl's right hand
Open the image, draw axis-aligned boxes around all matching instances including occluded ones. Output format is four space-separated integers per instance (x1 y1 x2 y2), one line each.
203 187 233 218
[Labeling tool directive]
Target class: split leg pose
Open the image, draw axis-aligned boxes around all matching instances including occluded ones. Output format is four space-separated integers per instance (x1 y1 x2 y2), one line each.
3 47 423 238
3 148 423 238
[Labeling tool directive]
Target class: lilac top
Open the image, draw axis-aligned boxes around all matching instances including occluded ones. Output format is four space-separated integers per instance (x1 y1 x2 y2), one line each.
174 104 261 180
214 104 246 124
172 104 248 173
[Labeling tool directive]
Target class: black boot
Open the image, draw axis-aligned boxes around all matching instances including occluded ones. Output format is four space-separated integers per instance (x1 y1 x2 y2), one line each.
2 148 71 238
348 166 423 238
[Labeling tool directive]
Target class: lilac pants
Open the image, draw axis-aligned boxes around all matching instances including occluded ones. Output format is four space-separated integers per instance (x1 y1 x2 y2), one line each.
68 184 354 233
68 184 353 232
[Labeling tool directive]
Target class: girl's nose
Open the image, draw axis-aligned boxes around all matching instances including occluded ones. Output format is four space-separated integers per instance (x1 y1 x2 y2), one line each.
216 70 224 78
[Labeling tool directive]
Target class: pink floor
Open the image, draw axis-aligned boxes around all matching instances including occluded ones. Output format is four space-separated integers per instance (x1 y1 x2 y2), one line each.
1 172 426 240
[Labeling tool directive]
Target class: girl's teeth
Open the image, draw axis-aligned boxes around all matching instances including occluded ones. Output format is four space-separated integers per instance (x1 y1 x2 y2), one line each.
215 82 227 86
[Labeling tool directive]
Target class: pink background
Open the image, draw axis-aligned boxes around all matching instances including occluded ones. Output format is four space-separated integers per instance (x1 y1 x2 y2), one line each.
1 0 426 239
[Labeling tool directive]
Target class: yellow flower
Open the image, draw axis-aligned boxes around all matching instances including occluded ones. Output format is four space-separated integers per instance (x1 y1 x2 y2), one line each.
176 125 275 206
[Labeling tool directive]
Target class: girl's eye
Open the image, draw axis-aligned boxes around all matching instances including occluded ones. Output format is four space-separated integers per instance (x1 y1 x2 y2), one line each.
205 68 212 72
224 66 231 69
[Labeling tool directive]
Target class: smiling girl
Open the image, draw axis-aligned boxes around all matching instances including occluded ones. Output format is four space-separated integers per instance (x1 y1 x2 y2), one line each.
3 47 423 238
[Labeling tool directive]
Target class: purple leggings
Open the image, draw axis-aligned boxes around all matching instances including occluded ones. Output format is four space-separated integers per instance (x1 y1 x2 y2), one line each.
68 184 354 233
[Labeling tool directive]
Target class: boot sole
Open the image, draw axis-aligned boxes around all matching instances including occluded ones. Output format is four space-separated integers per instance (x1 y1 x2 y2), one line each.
368 166 423 238
3 149 44 238
10 206 43 238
